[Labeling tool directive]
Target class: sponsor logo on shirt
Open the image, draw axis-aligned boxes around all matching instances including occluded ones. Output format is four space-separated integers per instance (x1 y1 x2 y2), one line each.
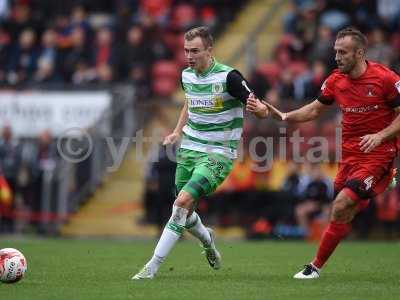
188 96 223 109
341 105 379 113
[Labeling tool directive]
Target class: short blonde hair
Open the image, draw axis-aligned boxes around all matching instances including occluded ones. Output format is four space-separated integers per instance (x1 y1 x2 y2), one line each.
184 26 213 48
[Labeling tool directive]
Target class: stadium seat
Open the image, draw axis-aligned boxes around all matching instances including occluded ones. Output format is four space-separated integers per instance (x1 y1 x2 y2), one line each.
256 63 281 85
170 4 197 31
152 60 180 81
288 61 308 77
152 77 178 97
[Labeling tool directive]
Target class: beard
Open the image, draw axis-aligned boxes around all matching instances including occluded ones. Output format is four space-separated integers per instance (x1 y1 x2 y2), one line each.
338 54 357 74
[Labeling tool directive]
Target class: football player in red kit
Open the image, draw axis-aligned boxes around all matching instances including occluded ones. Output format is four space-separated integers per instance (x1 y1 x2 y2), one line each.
246 27 400 279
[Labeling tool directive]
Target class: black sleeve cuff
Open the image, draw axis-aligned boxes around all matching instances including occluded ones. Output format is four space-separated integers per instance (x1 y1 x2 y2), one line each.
317 94 334 105
387 95 400 108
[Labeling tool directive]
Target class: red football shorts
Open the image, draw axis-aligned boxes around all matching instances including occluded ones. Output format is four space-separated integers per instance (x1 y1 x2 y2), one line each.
334 160 395 210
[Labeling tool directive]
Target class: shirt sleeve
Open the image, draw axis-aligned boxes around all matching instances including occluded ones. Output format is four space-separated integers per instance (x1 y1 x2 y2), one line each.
317 73 336 105
226 70 251 104
383 69 400 108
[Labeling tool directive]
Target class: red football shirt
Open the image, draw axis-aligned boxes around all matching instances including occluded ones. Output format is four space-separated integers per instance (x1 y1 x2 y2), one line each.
319 61 400 163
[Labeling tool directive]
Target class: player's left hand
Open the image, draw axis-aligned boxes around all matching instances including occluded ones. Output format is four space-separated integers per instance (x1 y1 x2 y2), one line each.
359 133 383 153
246 93 269 117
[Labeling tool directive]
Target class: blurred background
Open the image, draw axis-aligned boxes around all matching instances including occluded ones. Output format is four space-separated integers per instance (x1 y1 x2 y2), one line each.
0 0 399 242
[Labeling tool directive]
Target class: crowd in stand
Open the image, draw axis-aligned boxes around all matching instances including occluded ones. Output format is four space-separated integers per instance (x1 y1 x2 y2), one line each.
0 0 244 96
0 125 58 233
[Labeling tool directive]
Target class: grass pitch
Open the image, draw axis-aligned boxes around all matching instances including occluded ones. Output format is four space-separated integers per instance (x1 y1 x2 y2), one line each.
0 238 399 300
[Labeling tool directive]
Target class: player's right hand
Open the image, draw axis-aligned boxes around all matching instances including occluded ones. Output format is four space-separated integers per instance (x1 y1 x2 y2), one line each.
163 132 180 145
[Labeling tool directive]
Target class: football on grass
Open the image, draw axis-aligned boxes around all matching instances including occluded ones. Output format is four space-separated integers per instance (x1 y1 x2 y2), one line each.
0 248 27 283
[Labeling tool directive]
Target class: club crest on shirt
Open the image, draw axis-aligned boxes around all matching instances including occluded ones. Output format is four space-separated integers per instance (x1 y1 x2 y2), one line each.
366 85 375 97
395 80 400 93
212 82 223 93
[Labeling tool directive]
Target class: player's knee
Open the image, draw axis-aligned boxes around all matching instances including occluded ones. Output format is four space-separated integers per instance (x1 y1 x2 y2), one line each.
330 192 356 223
174 191 195 210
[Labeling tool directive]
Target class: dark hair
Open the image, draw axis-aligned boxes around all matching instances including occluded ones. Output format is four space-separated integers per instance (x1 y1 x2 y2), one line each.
184 26 213 48
336 27 368 51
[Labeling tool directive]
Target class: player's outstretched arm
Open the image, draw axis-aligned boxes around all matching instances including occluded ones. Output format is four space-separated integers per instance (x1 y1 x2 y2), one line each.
163 101 188 145
360 107 400 153
283 99 327 122
247 98 327 122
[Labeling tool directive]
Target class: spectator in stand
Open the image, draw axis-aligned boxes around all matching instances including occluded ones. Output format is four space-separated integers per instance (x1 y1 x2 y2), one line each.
309 25 335 70
59 27 91 82
0 25 11 84
0 126 22 232
69 5 91 34
93 27 114 68
295 60 328 101
28 130 58 234
128 62 151 99
118 25 153 79
5 3 40 43
33 28 60 83
377 0 400 31
7 28 38 85
278 69 295 101
281 161 308 203
366 27 394 66
92 26 115 83
294 164 333 233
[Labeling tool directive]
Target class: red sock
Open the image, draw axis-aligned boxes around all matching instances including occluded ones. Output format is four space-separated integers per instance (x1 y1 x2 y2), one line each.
312 222 351 269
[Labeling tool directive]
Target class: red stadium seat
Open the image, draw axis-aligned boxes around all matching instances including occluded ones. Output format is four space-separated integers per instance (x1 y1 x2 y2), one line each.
152 77 178 97
174 51 187 69
288 61 308 77
170 4 197 30
257 63 281 85
152 60 180 81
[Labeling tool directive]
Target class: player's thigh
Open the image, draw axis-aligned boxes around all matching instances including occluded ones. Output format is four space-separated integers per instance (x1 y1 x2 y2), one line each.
175 149 196 195
181 153 233 201
333 163 348 196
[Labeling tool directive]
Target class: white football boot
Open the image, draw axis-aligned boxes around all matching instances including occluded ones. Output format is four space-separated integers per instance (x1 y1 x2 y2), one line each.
132 265 155 280
293 264 320 279
202 228 222 270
